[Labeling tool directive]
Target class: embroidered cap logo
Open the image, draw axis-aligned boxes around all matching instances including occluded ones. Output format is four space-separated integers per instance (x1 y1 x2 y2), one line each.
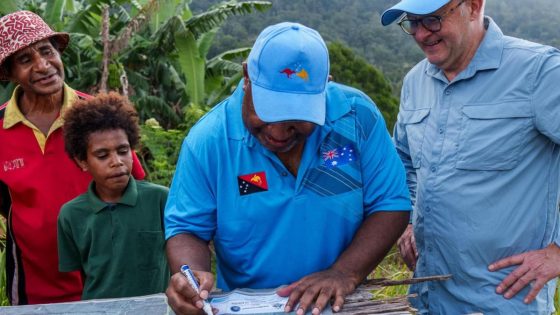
280 63 309 81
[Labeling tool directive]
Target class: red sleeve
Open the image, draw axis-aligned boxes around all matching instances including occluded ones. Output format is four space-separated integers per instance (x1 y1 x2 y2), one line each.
131 150 146 180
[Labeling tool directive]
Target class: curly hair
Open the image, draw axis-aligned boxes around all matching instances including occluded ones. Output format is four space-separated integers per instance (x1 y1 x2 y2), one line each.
63 92 140 162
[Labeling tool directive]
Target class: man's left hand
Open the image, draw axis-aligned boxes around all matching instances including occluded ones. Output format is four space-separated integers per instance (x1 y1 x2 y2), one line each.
276 269 357 315
489 243 560 304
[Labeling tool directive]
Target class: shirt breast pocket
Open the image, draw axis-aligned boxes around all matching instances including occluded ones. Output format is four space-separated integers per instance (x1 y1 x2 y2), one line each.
400 108 430 168
456 101 533 171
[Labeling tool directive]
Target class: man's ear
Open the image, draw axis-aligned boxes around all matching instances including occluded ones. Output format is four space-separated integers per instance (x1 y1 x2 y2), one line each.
468 0 484 21
74 158 88 172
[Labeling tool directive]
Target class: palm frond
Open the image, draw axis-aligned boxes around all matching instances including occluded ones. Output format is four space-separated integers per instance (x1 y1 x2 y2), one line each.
206 71 242 106
66 9 103 35
211 47 251 61
198 29 217 57
185 0 271 37
206 47 249 77
206 59 242 77
152 15 186 51
175 29 205 105
43 0 65 28
135 95 183 127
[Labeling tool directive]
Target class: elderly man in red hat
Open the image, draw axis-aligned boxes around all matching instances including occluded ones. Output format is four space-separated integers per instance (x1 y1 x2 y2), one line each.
0 11 145 305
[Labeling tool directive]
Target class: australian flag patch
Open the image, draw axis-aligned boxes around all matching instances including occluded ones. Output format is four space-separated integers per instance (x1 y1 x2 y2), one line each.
322 144 356 169
238 171 268 196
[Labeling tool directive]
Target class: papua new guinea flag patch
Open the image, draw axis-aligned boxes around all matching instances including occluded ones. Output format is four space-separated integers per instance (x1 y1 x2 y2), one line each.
238 171 268 195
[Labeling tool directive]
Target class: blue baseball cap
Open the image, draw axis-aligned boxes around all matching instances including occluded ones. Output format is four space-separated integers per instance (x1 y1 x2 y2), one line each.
247 22 329 126
381 0 451 26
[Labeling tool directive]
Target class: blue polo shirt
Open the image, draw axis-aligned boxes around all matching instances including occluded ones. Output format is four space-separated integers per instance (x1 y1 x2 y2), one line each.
165 81 411 291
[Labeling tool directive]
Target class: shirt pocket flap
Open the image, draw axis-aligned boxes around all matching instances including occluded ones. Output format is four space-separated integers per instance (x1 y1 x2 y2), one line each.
401 108 431 124
462 101 533 119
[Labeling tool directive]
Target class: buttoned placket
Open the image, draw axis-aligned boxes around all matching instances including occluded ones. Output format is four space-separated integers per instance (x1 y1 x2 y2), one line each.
255 124 327 197
422 80 455 302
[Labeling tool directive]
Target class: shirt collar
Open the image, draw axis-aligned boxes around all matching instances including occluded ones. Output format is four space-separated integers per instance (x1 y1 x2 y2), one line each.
88 177 138 213
225 81 249 143
3 83 79 130
426 17 503 82
225 81 351 147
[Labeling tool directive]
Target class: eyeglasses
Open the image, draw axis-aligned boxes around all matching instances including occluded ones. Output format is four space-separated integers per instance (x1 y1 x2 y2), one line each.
398 0 466 35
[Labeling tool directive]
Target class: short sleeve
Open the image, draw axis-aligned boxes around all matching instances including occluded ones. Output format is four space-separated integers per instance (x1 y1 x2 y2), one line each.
164 138 217 241
57 206 82 272
359 102 412 214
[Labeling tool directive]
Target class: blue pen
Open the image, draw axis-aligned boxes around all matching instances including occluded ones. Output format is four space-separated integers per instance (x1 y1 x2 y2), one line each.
180 265 213 315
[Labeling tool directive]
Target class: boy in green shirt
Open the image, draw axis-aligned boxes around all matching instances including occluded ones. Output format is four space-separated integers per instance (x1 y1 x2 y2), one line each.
57 92 169 300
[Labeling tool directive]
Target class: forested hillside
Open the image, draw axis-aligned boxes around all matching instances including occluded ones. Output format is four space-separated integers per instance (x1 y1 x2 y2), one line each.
193 0 560 93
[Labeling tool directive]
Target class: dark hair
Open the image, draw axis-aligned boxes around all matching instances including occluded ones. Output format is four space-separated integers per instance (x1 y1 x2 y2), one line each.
48 36 62 51
63 92 140 161
0 57 12 79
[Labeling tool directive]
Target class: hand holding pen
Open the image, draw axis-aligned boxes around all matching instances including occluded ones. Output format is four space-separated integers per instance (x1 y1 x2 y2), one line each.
166 265 215 315
181 265 213 315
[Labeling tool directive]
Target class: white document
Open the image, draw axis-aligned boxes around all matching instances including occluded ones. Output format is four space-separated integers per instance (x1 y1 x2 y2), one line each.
209 288 333 315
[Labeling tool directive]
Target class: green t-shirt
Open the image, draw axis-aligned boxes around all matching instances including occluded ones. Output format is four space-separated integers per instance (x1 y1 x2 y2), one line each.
57 178 169 300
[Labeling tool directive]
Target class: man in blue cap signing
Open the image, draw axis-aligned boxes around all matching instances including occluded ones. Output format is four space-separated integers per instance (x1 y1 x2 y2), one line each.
382 0 560 313
164 22 411 315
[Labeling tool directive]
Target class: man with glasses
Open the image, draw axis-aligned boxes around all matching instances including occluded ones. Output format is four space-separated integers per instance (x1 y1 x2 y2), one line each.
382 0 560 313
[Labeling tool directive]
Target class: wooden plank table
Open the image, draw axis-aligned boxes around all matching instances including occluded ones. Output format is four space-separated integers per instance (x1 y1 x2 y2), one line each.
0 275 451 314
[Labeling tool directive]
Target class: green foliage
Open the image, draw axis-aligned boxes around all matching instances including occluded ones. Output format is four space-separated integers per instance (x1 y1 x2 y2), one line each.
328 41 398 131
175 28 206 105
370 248 412 299
556 283 560 315
0 218 7 306
0 1 558 310
191 0 425 95
0 1 18 15
139 122 186 187
185 0 272 35
0 0 271 129
0 83 15 105
193 0 560 97
164 0 271 111
554 288 560 315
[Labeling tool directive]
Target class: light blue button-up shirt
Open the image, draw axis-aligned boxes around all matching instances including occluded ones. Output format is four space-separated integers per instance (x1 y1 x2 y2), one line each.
394 17 560 314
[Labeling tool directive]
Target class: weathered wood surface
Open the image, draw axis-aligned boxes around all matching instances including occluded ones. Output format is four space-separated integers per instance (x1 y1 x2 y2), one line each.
0 293 411 315
0 275 452 314
339 274 451 314
338 288 415 315
0 294 170 314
